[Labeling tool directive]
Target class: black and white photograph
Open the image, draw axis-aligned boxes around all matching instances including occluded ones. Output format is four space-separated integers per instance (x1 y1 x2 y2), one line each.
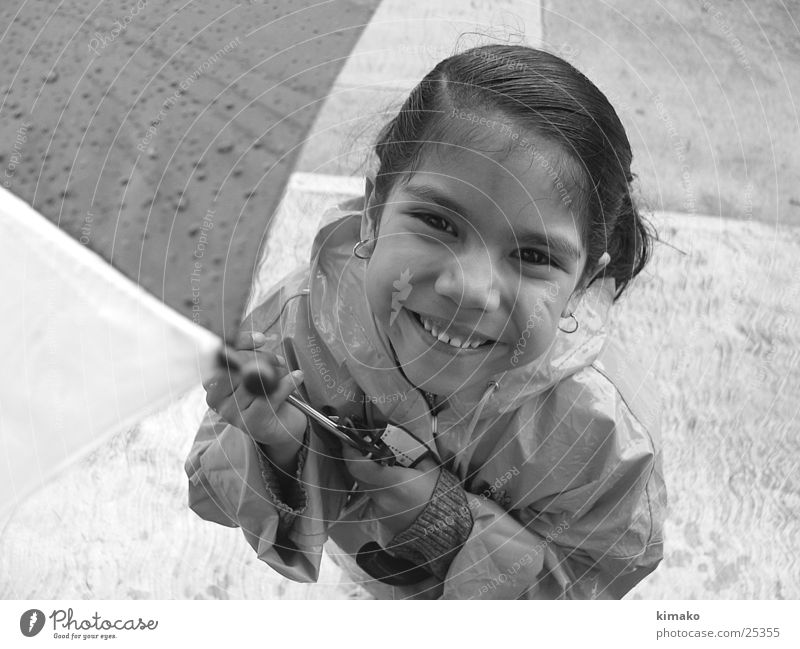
0 0 798 643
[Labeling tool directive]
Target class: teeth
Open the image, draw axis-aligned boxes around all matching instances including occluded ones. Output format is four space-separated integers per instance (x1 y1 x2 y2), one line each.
419 313 488 349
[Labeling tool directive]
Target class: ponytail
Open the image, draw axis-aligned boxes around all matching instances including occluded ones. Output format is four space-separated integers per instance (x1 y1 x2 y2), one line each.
601 189 655 300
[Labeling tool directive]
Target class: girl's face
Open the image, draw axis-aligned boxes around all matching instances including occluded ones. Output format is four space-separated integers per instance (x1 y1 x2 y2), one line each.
362 131 590 397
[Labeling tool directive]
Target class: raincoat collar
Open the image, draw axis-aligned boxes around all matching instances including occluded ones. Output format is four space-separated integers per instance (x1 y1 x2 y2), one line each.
307 200 616 426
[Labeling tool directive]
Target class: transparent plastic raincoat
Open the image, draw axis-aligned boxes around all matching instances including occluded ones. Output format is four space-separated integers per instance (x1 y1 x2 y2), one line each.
185 197 667 599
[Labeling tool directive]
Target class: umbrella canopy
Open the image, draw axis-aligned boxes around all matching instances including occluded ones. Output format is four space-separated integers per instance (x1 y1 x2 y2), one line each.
1 0 379 340
0 0 380 518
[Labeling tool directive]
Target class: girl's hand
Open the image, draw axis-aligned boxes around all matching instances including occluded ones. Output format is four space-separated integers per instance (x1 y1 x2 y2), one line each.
340 444 440 536
203 332 307 469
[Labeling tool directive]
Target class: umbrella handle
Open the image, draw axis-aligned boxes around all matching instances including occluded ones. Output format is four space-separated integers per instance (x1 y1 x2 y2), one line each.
215 345 342 433
213 345 420 467
216 344 281 396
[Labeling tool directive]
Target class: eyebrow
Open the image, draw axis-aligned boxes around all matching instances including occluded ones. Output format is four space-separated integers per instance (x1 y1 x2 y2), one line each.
400 183 583 263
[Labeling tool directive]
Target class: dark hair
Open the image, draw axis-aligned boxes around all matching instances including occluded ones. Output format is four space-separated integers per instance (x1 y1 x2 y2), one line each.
370 44 655 300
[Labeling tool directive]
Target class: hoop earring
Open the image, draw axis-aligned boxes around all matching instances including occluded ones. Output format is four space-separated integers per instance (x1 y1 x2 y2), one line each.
558 313 579 334
353 238 374 260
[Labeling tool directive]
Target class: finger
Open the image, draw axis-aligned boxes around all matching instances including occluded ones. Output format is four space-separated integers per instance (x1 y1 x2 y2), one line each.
340 444 401 488
201 373 217 391
218 383 257 430
216 345 243 373
241 385 305 439
241 358 280 395
203 346 236 391
243 361 303 399
235 347 284 378
211 346 281 395
234 331 267 350
205 370 238 411
340 444 378 483
206 344 283 409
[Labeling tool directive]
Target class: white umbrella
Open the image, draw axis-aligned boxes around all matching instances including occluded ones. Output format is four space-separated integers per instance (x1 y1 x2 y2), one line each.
0 185 219 519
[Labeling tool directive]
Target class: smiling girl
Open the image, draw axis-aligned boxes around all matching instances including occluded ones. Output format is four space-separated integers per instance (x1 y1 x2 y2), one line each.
186 45 667 599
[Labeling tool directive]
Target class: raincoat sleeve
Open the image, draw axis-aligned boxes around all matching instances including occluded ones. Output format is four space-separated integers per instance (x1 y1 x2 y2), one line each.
445 450 665 599
185 397 356 583
439 370 666 600
184 267 350 583
184 408 318 581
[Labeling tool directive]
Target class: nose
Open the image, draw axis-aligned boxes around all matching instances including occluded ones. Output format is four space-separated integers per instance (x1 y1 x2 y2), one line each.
433 245 501 312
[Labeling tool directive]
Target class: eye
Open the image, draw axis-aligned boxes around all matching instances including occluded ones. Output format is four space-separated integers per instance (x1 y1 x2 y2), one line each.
515 248 557 268
409 212 457 236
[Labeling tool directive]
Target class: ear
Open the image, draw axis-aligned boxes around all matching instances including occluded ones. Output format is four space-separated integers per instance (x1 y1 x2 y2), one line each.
360 175 380 242
561 252 611 317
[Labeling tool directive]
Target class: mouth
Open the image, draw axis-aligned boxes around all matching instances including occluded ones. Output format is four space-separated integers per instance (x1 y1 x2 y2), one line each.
407 309 497 351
